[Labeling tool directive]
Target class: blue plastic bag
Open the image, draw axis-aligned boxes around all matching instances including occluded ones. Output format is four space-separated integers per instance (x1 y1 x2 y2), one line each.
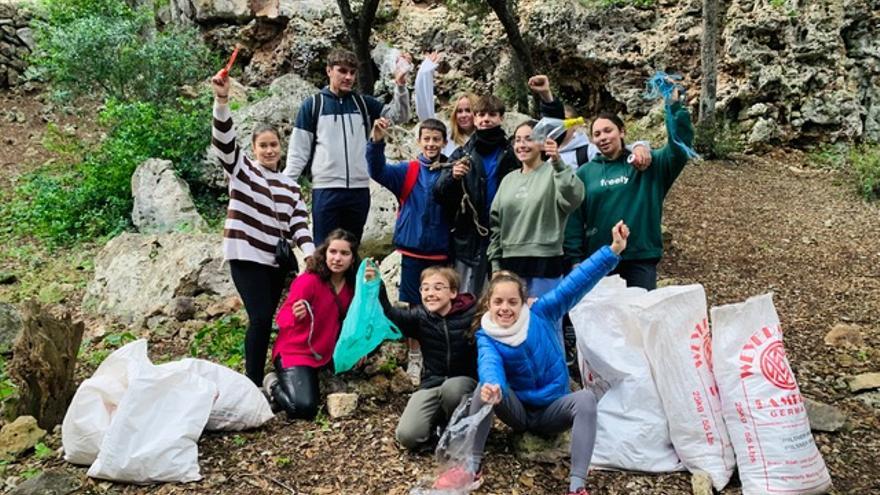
333 259 402 374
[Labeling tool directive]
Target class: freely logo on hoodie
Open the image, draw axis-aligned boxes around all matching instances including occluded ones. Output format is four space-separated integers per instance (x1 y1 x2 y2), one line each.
600 176 629 187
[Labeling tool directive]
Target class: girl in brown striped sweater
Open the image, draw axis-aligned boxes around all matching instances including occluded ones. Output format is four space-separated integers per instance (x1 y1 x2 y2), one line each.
211 70 316 385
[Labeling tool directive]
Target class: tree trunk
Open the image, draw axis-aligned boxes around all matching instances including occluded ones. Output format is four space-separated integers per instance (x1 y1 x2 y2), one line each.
8 301 85 430
336 0 381 95
699 0 720 123
486 0 538 113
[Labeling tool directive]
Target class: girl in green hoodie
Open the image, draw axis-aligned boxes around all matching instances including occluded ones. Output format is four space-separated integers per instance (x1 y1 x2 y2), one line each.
487 120 585 299
563 87 694 290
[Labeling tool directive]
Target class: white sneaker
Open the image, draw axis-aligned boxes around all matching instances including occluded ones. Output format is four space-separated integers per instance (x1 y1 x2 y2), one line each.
263 372 278 398
406 350 423 387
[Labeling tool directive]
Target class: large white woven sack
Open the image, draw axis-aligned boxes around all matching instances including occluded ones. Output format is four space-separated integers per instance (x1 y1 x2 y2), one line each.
87 362 216 483
638 285 735 491
62 340 152 465
711 293 832 495
570 276 683 472
160 358 274 431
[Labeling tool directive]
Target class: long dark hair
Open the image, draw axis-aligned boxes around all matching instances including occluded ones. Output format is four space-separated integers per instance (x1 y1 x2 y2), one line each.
469 270 528 338
306 229 361 287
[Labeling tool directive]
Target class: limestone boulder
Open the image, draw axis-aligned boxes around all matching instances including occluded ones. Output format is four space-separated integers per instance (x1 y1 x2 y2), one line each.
360 180 398 259
378 250 402 305
131 158 206 234
83 233 235 325
8 470 82 495
326 392 358 418
198 73 318 189
0 416 45 461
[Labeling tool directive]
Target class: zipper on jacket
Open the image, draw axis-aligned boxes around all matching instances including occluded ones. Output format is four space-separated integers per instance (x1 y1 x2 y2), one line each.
340 97 350 188
443 320 451 372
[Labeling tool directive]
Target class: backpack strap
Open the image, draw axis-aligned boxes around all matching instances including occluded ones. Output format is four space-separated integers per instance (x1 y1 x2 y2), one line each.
304 93 324 178
352 93 371 140
575 144 591 167
398 160 421 216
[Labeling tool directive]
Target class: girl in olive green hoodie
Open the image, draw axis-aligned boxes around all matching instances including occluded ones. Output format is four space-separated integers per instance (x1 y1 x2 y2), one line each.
488 120 585 300
563 87 694 290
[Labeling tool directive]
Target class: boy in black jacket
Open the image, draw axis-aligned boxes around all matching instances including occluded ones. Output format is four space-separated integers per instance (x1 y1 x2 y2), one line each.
366 264 477 449
434 75 564 296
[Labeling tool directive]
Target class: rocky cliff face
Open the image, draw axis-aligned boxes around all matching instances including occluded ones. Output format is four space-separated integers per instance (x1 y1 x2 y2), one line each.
178 0 879 147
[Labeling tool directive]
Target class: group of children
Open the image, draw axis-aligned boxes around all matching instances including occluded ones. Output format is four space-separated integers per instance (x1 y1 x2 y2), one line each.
210 47 695 494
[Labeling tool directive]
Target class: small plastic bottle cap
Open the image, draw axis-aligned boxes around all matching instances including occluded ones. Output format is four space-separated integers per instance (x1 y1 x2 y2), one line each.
627 154 636 164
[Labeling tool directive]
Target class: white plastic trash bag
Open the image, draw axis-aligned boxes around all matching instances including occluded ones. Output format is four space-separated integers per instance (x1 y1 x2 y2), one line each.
711 293 832 495
371 42 412 80
570 277 683 472
62 340 152 465
638 285 735 491
87 362 216 483
160 358 274 431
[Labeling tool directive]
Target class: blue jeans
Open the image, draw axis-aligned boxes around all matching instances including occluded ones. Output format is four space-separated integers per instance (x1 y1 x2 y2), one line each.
311 187 370 246
611 258 660 290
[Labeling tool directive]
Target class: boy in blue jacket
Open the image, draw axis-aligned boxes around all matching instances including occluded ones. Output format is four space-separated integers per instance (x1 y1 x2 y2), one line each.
367 116 453 384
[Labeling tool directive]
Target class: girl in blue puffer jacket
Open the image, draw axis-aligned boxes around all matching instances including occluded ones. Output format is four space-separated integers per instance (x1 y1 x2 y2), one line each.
432 221 630 495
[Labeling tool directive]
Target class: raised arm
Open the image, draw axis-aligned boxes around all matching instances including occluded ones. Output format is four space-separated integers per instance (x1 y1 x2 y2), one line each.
210 71 240 176
414 53 439 122
650 100 695 190
534 222 629 322
367 118 407 195
544 139 585 214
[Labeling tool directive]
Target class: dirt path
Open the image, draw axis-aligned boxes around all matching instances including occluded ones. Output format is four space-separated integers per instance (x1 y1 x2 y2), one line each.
3 86 879 493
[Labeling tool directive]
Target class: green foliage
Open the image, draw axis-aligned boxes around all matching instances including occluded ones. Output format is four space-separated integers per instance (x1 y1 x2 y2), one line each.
694 115 743 160
808 143 880 200
33 442 54 460
445 0 491 18
5 95 212 246
31 0 215 104
849 145 880 201
0 356 18 405
190 315 247 370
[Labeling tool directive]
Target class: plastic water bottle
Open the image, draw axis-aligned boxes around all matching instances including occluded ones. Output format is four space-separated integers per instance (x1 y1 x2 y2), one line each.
529 117 585 142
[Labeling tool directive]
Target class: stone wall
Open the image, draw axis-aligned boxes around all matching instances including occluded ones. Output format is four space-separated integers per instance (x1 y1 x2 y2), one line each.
0 0 33 88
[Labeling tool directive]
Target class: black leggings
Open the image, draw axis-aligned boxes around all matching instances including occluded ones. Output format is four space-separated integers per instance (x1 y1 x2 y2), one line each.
229 259 288 385
272 357 319 420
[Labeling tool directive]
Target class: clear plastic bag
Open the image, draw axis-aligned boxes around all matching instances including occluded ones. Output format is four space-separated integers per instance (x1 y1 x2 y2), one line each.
371 42 412 81
409 398 493 495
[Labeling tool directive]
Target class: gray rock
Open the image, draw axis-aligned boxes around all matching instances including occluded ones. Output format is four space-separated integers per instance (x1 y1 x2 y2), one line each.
0 416 46 461
748 117 779 144
849 372 880 393
255 0 336 20
326 392 358 418
192 0 251 21
167 296 197 321
360 181 397 259
804 397 847 432
8 469 82 495
514 430 571 463
378 251 402 304
0 302 22 353
856 391 880 410
83 233 235 324
14 27 32 51
131 158 207 234
824 323 864 347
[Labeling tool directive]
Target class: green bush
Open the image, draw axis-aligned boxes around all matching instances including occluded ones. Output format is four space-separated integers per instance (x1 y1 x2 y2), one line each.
6 95 213 246
190 315 247 371
31 10 214 103
849 145 880 201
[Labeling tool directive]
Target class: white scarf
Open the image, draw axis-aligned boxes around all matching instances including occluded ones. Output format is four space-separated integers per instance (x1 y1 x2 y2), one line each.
481 306 530 347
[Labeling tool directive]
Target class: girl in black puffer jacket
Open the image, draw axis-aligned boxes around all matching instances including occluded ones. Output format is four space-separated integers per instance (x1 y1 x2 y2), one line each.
367 265 477 450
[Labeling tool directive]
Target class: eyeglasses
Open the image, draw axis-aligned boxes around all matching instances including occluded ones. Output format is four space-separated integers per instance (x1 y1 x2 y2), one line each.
419 284 450 293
